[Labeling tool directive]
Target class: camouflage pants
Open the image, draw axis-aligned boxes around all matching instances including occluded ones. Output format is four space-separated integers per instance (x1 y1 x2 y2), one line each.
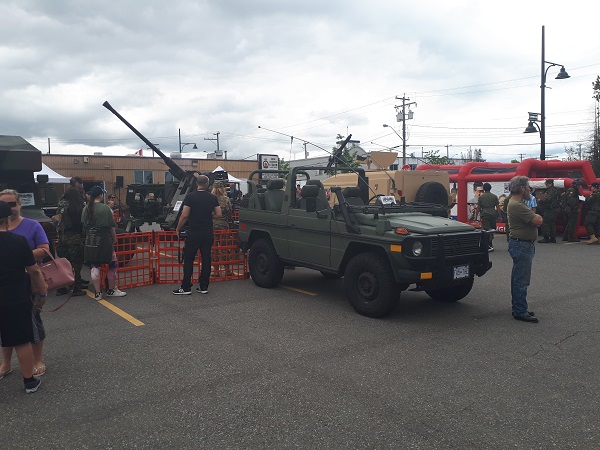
563 211 579 239
585 210 600 236
541 208 559 239
57 232 84 289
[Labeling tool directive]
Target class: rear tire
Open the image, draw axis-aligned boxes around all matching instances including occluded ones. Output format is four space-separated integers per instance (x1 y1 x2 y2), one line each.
425 277 474 302
248 238 284 288
343 253 399 318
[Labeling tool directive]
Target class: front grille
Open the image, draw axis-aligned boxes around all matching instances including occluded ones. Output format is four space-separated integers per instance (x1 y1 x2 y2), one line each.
431 234 481 257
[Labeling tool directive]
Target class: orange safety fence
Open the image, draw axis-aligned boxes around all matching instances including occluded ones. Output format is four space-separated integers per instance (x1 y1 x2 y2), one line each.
100 230 248 290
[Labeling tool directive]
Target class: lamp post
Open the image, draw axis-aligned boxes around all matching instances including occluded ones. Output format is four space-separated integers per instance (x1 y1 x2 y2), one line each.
383 124 407 166
178 128 198 153
523 25 570 160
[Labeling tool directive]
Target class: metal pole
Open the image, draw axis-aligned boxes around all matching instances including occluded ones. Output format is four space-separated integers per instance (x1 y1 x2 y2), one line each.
540 25 546 161
178 128 182 153
402 95 407 166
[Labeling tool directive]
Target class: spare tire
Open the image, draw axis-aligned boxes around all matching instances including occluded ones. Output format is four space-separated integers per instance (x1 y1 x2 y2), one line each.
414 181 448 217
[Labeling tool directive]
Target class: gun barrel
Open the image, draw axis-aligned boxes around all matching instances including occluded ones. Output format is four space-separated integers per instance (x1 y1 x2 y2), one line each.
103 101 188 181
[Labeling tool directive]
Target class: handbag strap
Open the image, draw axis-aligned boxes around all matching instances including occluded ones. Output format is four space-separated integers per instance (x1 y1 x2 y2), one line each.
41 247 56 261
47 291 74 313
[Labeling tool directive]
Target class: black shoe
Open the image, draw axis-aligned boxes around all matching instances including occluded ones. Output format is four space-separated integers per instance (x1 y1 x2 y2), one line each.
513 314 539 323
513 311 535 317
70 289 87 297
56 287 69 296
172 287 191 295
550 238 557 243
538 237 550 243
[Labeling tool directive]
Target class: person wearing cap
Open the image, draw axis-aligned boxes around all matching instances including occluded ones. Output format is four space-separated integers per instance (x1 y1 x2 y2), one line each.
82 186 126 300
506 176 543 323
562 180 582 242
0 189 50 377
0 200 48 393
474 183 501 251
584 182 600 245
537 179 561 243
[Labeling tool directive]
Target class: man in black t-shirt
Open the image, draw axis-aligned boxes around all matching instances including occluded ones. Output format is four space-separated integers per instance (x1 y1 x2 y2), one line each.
174 175 222 295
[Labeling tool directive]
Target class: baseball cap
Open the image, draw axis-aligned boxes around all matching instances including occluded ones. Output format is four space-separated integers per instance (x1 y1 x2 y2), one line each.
0 201 12 219
89 185 107 197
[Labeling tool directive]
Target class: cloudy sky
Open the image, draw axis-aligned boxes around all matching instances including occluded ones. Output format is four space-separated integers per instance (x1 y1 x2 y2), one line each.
2 0 599 164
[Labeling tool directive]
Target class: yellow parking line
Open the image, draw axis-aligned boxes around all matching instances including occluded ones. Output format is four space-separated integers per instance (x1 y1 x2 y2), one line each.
281 285 319 297
85 290 145 326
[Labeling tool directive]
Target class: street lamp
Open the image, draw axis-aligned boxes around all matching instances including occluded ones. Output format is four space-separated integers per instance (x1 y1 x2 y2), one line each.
180 142 197 152
178 128 198 153
523 25 570 161
383 124 407 166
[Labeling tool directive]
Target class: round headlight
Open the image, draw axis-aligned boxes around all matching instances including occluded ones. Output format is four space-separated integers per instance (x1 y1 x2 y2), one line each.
412 241 423 257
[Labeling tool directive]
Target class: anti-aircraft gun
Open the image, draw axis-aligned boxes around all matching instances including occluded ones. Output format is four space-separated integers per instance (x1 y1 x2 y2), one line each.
103 102 228 231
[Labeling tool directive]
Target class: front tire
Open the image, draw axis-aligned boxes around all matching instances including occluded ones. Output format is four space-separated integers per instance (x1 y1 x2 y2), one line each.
343 253 399 318
425 277 474 302
248 238 284 288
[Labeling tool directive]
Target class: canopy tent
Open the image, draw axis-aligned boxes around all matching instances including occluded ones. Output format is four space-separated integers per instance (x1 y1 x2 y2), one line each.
212 165 243 184
35 163 70 184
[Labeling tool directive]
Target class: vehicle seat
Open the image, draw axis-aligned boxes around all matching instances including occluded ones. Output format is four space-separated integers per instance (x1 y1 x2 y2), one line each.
342 187 365 206
306 179 329 208
298 184 322 212
264 179 285 212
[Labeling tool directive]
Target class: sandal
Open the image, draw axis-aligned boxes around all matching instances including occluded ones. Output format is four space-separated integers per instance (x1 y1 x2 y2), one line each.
0 368 13 380
33 364 46 376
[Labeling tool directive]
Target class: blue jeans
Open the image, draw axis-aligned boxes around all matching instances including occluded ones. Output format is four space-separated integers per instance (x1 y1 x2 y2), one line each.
508 239 535 316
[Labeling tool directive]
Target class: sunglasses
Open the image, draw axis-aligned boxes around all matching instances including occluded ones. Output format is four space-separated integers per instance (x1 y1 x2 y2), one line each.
6 201 18 207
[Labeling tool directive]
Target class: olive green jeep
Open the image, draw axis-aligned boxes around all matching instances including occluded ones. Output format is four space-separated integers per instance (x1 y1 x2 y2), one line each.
238 167 491 318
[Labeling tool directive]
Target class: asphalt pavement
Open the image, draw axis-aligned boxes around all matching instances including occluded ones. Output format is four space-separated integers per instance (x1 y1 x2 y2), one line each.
2 238 599 449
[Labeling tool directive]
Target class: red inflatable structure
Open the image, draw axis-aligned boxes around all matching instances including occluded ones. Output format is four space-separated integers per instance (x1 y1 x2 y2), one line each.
416 159 600 237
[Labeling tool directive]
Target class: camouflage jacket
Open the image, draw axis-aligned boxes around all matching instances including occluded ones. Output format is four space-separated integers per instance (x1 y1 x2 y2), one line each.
563 187 580 212
585 190 600 212
539 185 560 209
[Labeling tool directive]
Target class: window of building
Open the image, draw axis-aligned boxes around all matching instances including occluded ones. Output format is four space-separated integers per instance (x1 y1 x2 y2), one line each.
134 170 154 184
165 171 175 183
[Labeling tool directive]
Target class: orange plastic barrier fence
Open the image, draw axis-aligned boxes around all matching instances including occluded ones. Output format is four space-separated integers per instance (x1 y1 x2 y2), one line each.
100 230 248 290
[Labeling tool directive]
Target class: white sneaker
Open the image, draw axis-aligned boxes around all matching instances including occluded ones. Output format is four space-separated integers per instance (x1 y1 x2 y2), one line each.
94 291 102 301
107 288 127 297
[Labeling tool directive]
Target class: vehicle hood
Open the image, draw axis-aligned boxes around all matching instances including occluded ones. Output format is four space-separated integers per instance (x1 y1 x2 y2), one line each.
355 212 475 234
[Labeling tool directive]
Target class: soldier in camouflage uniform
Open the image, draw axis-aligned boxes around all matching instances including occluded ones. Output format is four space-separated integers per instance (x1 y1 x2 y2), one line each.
537 179 561 243
56 187 86 295
584 182 600 245
561 179 582 242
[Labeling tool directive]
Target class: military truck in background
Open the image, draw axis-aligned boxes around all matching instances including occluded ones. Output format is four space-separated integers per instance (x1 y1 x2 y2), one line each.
238 160 492 318
0 135 58 246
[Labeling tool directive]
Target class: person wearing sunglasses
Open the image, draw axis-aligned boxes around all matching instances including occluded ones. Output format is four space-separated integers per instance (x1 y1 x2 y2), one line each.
0 189 50 378
467 182 484 221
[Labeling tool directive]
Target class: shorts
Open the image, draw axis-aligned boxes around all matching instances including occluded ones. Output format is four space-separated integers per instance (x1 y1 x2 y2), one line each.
0 302 35 347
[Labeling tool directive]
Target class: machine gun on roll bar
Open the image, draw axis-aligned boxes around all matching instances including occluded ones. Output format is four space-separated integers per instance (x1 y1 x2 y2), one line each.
103 101 228 231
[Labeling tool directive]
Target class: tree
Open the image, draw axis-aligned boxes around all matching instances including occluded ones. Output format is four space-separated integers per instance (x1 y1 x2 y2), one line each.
422 149 456 165
278 158 290 180
589 75 600 175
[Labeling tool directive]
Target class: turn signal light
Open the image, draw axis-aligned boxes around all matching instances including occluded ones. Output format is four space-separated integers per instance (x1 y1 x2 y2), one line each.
395 227 409 235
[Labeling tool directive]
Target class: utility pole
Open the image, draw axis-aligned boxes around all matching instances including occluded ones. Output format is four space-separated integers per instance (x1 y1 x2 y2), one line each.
303 142 308 159
445 144 452 159
204 132 221 158
395 94 417 166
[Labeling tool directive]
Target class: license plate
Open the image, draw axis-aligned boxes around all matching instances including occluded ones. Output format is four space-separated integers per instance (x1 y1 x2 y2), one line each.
453 265 469 279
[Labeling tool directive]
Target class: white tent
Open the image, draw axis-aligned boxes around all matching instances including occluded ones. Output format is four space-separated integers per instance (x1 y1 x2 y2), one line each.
35 163 70 184
213 166 246 194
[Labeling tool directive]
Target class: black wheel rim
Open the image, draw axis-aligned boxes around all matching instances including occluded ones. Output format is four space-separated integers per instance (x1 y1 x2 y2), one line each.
356 272 378 302
256 253 268 274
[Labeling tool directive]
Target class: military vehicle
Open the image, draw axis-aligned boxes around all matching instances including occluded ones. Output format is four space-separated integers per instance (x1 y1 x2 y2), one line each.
238 139 492 318
103 102 227 232
0 135 57 245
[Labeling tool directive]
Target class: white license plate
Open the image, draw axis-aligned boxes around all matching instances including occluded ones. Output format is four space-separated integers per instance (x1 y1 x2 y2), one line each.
453 265 469 279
